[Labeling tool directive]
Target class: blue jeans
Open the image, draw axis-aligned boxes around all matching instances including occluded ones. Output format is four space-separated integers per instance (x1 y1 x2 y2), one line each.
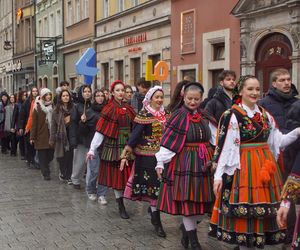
86 153 108 197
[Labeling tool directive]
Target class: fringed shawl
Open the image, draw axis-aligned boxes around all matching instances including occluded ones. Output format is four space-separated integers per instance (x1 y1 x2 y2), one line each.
96 99 135 139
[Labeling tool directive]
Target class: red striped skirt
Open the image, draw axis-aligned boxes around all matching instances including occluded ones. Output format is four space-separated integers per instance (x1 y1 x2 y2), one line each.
156 143 214 216
98 160 132 191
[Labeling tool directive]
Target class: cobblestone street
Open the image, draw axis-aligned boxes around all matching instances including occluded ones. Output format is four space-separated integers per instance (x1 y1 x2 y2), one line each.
0 153 284 250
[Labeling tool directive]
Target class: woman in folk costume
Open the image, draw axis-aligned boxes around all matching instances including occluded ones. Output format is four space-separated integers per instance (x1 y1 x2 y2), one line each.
277 151 300 250
277 99 300 250
155 82 217 250
209 75 300 249
87 80 135 219
121 86 167 237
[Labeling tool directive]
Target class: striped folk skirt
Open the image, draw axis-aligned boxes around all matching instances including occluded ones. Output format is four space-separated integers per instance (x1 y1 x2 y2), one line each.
209 143 286 248
156 143 214 216
98 160 132 191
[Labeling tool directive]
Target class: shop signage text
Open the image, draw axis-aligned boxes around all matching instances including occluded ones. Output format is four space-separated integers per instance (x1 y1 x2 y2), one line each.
124 33 147 46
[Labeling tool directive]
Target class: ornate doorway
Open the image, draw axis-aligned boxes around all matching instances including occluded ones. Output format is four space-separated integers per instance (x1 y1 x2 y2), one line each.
255 33 292 93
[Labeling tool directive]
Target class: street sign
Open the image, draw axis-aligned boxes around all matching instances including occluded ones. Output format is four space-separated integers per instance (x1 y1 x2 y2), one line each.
75 48 99 85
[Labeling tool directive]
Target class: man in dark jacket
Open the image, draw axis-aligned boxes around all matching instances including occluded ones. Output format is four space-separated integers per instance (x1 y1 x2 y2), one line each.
131 77 151 113
18 87 39 168
205 70 237 123
259 68 298 244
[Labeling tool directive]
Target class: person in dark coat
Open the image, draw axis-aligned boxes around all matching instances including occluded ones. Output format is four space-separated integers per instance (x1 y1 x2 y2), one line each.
204 70 237 123
0 91 9 153
131 77 151 113
70 85 94 189
4 94 19 156
259 68 298 244
17 91 28 159
18 87 39 168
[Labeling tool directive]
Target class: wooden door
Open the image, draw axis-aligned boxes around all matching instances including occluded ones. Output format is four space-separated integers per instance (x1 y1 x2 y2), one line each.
255 33 292 93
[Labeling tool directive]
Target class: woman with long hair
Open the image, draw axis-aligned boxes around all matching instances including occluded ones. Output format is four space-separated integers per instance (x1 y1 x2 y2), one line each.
30 88 54 180
87 80 135 219
50 89 76 184
85 89 109 204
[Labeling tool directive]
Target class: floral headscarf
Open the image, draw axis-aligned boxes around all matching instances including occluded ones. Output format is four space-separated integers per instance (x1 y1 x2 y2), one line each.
142 86 166 123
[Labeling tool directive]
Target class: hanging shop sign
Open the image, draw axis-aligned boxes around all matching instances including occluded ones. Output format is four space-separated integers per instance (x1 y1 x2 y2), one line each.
39 39 57 65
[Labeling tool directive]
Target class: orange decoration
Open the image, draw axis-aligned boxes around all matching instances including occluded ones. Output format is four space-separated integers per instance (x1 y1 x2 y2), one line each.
264 160 276 175
259 167 270 184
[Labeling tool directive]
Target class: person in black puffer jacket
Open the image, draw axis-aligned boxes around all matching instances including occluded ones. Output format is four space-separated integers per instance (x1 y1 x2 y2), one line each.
205 70 237 123
286 99 300 175
259 68 298 245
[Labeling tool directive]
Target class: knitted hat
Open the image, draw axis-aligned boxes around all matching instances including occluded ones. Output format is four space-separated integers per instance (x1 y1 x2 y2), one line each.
40 88 51 98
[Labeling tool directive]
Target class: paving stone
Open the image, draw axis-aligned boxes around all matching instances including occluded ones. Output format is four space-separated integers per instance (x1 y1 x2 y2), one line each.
0 153 283 249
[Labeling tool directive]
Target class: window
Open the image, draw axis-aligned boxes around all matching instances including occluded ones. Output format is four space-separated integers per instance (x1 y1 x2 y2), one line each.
44 17 48 36
75 0 80 23
26 19 32 50
182 69 196 82
131 57 141 86
38 20 42 36
56 10 62 36
118 0 124 12
102 63 109 88
132 0 138 6
83 0 89 19
49 14 54 37
67 1 72 26
148 54 160 72
211 69 223 88
115 60 124 81
213 43 225 61
103 0 109 18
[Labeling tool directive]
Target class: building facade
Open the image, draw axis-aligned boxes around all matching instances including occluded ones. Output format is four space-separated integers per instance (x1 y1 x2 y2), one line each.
170 0 240 95
13 0 35 91
62 0 94 90
0 0 13 94
95 0 171 97
232 0 300 92
35 0 64 92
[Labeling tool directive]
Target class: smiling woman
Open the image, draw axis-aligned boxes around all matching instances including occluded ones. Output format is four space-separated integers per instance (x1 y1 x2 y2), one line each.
209 76 300 249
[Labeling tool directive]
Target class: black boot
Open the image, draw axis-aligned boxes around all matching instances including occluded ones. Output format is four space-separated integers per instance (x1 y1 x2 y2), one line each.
179 223 189 248
116 198 129 219
187 229 202 250
148 207 166 237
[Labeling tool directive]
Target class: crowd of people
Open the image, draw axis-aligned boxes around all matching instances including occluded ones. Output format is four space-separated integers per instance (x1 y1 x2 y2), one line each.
0 69 299 250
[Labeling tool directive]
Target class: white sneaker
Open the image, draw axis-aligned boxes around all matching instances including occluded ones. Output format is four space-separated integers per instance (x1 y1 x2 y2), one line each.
87 194 97 201
98 196 108 205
